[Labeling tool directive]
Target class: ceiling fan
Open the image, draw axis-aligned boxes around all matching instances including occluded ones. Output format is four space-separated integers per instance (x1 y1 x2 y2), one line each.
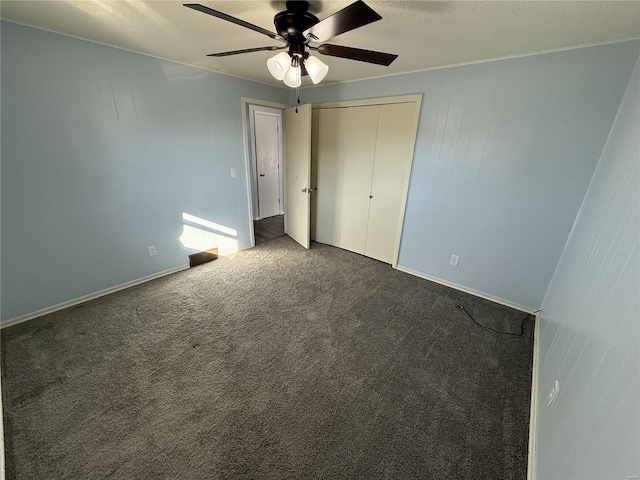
184 1 398 87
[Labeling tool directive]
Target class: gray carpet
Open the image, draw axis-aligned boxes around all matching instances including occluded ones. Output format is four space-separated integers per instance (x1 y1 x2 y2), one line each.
2 236 533 479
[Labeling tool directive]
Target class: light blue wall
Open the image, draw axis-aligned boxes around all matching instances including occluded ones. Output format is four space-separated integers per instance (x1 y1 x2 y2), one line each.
535 58 639 479
1 21 288 322
302 41 640 309
2 21 639 322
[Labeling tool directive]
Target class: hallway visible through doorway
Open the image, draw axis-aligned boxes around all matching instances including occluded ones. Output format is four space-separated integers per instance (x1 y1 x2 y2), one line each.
253 214 284 245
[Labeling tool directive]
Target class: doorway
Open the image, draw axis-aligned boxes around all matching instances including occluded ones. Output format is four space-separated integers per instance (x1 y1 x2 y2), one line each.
247 103 285 244
249 105 284 219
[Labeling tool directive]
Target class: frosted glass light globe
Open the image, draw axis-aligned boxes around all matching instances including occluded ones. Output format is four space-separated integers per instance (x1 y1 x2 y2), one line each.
283 64 302 88
267 52 291 81
305 56 329 84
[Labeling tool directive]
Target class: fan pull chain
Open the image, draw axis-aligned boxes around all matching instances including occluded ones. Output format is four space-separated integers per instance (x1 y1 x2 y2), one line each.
293 62 301 113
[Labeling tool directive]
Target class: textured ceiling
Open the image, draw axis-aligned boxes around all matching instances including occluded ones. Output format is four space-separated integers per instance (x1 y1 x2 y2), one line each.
2 1 639 87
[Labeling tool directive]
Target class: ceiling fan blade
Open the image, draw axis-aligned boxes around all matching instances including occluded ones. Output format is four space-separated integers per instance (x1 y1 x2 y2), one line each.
303 1 381 42
184 4 285 41
318 44 397 66
207 46 287 57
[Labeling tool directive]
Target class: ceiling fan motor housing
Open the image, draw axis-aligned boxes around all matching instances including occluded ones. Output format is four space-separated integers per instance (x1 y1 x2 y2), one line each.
274 1 319 38
274 1 318 61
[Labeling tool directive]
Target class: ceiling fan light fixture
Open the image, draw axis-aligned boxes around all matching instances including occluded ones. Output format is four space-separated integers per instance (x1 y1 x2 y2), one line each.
267 51 291 81
283 64 302 88
304 56 329 84
186 2 396 88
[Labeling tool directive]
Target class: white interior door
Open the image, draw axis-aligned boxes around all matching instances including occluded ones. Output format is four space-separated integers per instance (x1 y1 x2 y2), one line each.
315 105 379 254
283 103 312 249
365 103 418 263
254 111 281 219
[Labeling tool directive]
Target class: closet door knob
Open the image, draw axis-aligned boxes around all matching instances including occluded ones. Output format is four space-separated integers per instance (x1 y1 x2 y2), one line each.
369 195 373 198
259 174 265 177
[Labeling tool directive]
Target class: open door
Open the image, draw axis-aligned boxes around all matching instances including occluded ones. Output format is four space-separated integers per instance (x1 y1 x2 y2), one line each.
283 104 312 249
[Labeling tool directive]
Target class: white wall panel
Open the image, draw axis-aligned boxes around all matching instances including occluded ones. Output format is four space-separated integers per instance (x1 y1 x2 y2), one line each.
535 59 640 479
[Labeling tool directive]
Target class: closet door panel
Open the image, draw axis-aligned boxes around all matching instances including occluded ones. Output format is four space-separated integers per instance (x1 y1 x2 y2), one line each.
316 106 379 254
365 102 418 263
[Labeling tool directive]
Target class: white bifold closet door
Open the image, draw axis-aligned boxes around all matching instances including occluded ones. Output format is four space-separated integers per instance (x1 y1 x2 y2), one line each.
315 102 417 264
315 105 378 255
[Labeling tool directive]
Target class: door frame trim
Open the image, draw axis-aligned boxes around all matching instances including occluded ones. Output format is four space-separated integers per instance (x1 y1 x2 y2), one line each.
241 97 288 248
312 94 422 267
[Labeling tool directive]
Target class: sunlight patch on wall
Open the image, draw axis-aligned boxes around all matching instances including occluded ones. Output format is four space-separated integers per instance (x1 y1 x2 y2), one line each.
182 213 237 237
179 212 238 256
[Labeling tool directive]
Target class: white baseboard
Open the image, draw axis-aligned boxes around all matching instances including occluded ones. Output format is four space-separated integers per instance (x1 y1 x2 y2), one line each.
394 265 538 314
1 265 189 329
528 311 541 480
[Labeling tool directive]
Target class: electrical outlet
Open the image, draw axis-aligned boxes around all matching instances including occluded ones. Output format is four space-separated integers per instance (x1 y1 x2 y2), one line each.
450 255 460 266
548 380 560 406
230 168 237 178
148 245 157 257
